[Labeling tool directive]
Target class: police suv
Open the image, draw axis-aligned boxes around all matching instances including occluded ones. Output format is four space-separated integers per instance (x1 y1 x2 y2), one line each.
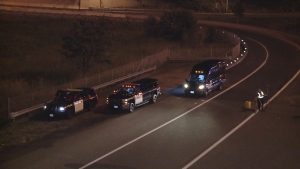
184 59 226 96
106 78 161 112
43 88 98 119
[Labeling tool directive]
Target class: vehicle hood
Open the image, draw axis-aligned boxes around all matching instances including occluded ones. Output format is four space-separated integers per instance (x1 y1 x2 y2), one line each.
109 92 134 99
187 81 205 86
46 99 68 108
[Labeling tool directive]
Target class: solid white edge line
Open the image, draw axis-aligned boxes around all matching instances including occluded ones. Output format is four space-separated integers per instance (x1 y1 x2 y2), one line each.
182 112 256 169
182 37 268 169
183 46 300 168
183 69 300 169
79 37 266 169
265 69 300 104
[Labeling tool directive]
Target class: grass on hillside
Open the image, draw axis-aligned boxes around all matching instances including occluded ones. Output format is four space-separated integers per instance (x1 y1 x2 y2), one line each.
0 11 238 120
0 12 171 118
4 10 297 120
0 10 299 155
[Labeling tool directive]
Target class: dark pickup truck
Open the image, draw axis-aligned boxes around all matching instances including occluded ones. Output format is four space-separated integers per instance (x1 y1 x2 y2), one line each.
106 78 161 112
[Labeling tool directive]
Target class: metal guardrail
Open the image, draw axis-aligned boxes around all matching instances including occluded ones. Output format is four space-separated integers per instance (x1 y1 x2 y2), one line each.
4 4 248 121
226 40 248 70
169 56 228 61
92 66 156 90
8 40 247 121
7 38 247 122
9 103 44 121
8 66 156 121
169 38 248 71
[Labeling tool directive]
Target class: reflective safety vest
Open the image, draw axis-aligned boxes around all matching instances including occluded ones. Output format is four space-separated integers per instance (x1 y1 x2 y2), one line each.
258 91 265 99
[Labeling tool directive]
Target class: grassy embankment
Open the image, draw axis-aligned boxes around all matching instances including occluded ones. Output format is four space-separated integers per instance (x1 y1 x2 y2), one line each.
0 11 299 153
0 12 234 121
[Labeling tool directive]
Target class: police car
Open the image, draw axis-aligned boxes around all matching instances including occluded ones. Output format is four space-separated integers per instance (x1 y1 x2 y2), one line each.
43 88 98 119
184 59 226 96
106 78 161 112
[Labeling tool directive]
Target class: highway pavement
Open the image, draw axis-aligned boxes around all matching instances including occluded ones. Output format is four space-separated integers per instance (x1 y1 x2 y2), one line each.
0 6 299 169
1 26 299 169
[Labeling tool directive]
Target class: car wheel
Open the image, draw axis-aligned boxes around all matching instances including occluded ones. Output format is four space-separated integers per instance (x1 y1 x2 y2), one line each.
129 103 135 113
151 94 157 103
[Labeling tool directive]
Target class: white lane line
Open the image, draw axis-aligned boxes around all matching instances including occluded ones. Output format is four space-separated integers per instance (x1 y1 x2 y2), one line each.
182 37 268 168
183 69 300 169
183 41 300 168
79 38 267 169
183 112 256 169
265 69 300 105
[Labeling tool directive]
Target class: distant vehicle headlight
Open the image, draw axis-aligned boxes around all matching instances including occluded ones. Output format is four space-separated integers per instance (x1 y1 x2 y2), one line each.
184 84 189 88
199 85 205 89
43 105 47 110
58 107 65 112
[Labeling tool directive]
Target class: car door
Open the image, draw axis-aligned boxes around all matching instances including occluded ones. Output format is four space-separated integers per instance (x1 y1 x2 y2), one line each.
206 79 213 92
74 93 84 113
211 77 218 90
141 85 151 101
134 87 143 105
81 92 90 110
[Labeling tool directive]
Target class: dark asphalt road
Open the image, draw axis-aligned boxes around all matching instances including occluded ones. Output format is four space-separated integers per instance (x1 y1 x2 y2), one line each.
74 32 300 169
186 31 300 169
191 71 300 169
1 15 300 169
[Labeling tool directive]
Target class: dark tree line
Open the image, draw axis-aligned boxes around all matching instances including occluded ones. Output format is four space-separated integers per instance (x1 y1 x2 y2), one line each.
62 10 214 74
144 10 222 46
62 1 298 75
144 10 198 44
157 0 299 12
160 0 216 12
243 0 300 12
62 18 113 75
232 0 245 21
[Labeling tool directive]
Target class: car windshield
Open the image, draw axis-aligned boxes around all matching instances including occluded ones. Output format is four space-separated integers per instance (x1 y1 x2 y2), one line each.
189 74 206 82
117 87 134 95
54 92 74 102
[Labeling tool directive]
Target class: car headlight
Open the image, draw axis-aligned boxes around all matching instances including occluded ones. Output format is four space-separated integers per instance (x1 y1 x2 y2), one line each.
199 85 205 89
43 105 47 110
122 99 128 105
58 107 65 112
184 84 188 88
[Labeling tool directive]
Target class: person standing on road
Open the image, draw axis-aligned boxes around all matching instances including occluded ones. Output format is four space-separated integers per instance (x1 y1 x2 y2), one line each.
257 89 265 111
